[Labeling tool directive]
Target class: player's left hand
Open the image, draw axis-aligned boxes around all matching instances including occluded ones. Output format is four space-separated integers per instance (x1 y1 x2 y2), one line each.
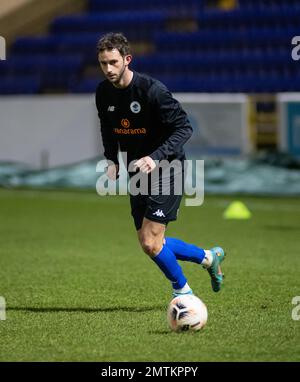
133 156 157 174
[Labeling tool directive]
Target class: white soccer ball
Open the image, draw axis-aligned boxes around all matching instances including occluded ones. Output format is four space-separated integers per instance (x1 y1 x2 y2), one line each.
167 294 208 332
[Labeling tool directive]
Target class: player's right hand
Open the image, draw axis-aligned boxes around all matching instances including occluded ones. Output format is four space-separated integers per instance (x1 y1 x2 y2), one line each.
106 164 119 180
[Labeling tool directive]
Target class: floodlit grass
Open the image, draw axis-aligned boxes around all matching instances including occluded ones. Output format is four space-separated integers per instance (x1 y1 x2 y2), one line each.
0 189 299 361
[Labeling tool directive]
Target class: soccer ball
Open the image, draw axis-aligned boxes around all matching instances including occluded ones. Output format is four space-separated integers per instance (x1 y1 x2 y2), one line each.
167 294 208 332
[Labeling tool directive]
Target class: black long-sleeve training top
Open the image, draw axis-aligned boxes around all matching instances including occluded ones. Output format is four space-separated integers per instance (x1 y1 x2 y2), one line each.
95 71 193 169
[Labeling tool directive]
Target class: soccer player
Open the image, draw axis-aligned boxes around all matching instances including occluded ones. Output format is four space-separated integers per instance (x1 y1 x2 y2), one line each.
96 32 225 297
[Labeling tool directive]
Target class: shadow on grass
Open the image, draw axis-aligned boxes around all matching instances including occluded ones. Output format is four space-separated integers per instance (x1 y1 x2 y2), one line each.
7 305 165 313
149 329 205 335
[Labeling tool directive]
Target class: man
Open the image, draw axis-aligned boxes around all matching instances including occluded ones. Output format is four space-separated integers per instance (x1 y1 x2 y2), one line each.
96 32 225 297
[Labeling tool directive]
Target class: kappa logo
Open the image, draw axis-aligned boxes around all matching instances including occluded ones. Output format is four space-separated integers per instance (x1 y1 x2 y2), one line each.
152 209 165 218
108 106 115 112
130 101 141 114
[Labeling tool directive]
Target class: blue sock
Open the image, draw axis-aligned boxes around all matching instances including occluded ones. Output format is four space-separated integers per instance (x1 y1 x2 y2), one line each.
165 237 205 264
152 244 187 290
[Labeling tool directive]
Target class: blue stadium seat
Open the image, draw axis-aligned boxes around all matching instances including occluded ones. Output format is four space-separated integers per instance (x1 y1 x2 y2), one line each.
198 7 300 29
50 11 167 39
239 0 300 10
89 0 203 14
154 27 300 51
71 78 101 93
56 34 100 65
158 74 300 94
12 36 61 54
132 50 293 77
1 54 83 73
12 34 105 65
0 75 40 94
0 54 84 90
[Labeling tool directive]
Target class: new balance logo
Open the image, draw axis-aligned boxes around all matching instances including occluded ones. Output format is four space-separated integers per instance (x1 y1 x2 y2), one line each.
107 106 115 112
152 209 165 218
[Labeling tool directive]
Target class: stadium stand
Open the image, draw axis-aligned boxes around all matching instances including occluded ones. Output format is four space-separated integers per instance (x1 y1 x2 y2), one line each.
1 0 300 94
0 75 40 94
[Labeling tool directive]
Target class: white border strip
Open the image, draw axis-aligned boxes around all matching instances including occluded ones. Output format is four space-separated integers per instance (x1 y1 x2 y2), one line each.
175 93 248 104
277 93 300 102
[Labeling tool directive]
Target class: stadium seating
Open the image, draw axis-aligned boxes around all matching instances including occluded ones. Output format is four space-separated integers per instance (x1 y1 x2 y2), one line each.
70 77 101 93
50 11 168 37
0 54 84 90
238 0 300 9
88 0 203 13
154 28 299 51
197 7 300 29
1 0 300 94
0 75 40 94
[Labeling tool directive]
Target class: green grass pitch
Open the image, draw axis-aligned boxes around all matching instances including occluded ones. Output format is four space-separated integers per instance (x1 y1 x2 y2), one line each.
0 188 299 361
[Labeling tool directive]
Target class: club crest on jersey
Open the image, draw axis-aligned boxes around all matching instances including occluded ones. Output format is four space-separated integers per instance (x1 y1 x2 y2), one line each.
130 101 141 114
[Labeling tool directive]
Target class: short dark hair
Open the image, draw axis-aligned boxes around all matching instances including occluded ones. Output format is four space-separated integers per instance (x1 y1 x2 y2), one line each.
97 32 131 57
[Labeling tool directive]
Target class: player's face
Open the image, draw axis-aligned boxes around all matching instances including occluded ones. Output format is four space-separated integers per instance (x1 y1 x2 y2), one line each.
98 49 132 86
